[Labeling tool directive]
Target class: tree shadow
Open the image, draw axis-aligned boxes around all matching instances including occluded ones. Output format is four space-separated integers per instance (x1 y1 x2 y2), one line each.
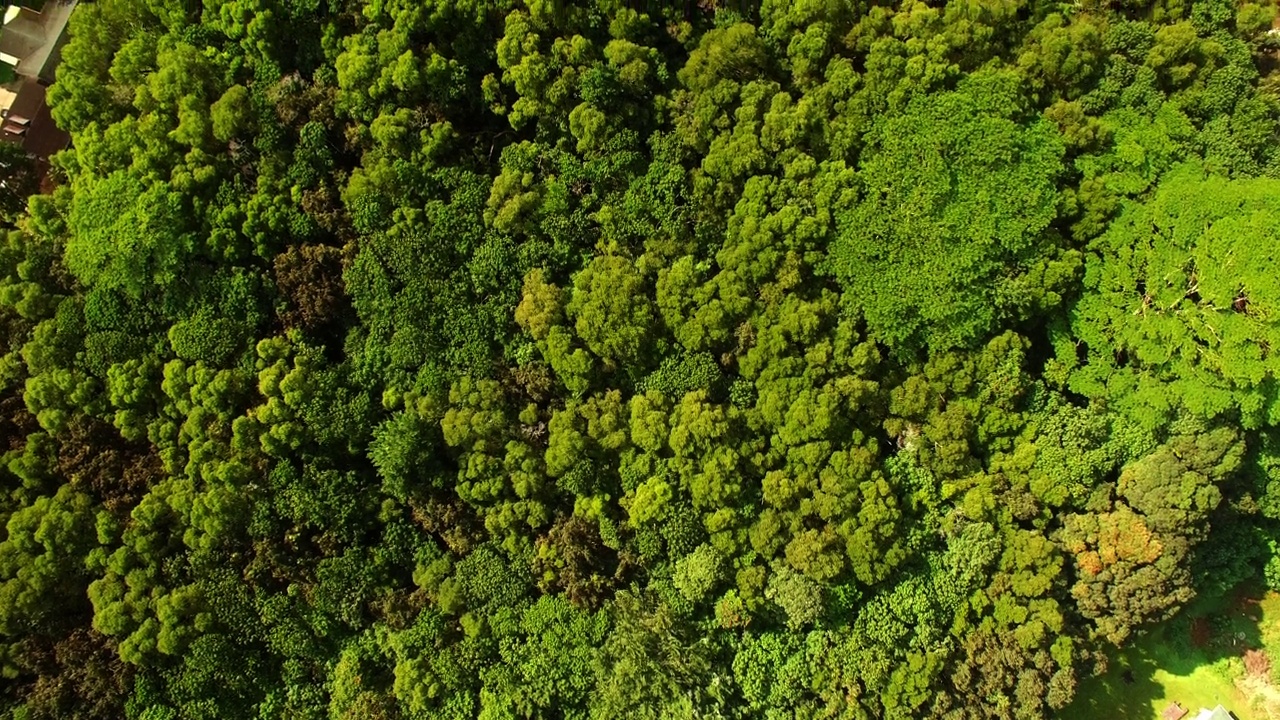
1071 646 1168 719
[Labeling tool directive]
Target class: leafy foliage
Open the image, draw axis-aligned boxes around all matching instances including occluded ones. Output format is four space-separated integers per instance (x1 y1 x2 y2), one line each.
2 0 1280 717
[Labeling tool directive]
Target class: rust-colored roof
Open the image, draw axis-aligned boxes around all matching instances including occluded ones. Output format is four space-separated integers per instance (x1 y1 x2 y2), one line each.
0 79 68 191
1162 702 1188 720
20 84 67 158
2 80 67 155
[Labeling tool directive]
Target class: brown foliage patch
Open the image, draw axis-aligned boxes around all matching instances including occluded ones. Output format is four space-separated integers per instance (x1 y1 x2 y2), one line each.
273 243 347 333
410 496 485 555
534 515 625 609
502 361 554 404
56 415 164 514
0 391 38 452
16 630 132 720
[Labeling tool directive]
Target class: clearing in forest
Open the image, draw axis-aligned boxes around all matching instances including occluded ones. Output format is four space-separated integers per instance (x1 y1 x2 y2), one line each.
1069 588 1280 719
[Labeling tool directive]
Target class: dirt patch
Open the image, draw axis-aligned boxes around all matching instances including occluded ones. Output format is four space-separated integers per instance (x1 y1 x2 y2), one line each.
1247 649 1273 678
1237 674 1280 720
1191 617 1213 648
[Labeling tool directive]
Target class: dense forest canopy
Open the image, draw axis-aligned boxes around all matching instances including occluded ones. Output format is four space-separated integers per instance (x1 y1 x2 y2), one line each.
3 0 1280 717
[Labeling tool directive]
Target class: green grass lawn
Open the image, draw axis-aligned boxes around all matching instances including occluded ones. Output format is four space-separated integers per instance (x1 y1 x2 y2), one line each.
1067 587 1280 720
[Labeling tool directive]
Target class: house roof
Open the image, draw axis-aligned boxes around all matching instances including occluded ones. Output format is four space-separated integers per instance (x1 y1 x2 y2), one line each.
1192 705 1234 720
3 0 75 83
